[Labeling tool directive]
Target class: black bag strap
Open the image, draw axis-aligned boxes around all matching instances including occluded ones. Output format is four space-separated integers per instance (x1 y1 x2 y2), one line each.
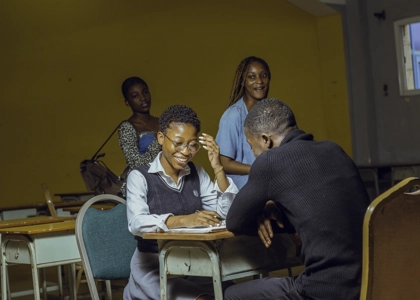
91 121 124 160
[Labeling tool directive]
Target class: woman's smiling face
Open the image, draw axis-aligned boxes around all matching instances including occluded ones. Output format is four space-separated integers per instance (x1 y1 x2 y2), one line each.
243 61 270 102
158 123 198 175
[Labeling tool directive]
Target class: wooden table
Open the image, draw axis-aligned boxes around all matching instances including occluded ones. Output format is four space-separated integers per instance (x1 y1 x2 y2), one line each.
62 203 116 214
143 230 302 300
0 216 74 229
0 220 80 300
54 191 95 202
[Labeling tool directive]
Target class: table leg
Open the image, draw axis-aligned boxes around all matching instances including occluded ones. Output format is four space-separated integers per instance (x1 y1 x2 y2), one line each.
6 267 11 300
27 240 41 300
1 239 8 300
57 265 63 300
42 269 47 300
159 245 168 300
159 241 224 300
205 246 223 300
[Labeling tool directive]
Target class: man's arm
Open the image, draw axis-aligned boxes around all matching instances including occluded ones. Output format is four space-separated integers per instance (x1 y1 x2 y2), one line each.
226 154 271 234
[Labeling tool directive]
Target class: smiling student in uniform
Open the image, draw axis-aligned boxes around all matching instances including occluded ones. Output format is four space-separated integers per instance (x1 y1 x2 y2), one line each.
123 105 238 300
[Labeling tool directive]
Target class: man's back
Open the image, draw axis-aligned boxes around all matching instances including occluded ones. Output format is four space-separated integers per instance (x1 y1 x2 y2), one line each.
227 129 370 300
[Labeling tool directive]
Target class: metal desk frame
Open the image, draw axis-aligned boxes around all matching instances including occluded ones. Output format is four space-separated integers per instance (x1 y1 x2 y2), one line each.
145 232 302 300
1 223 81 300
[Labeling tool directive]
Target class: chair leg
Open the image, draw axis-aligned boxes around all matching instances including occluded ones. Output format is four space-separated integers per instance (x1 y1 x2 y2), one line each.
105 280 112 300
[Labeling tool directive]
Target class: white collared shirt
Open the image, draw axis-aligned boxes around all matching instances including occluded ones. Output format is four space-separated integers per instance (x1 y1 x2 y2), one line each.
126 152 238 235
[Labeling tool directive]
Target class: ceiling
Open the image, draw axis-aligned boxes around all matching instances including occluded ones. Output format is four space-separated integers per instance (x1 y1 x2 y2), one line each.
287 0 346 17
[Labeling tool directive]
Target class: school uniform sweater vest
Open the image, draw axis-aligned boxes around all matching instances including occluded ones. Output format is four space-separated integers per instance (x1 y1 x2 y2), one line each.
135 162 202 253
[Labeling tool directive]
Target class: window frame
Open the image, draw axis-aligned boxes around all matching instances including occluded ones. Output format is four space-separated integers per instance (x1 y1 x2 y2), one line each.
394 16 420 96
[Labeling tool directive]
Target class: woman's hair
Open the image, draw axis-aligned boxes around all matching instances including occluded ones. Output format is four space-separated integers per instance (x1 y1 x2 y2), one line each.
227 56 271 107
244 98 297 137
159 105 201 134
121 76 148 101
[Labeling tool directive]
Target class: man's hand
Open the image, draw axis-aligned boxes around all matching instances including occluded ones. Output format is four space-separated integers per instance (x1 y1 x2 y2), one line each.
257 200 284 248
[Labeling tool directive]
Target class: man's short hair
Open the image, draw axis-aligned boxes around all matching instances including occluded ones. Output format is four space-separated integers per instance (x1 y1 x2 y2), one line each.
244 98 297 137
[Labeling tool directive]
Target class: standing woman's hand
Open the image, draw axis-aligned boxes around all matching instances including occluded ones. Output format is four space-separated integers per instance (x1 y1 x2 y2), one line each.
199 133 229 192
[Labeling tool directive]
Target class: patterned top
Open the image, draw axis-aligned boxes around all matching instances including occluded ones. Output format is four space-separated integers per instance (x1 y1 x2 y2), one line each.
118 120 161 197
118 121 161 169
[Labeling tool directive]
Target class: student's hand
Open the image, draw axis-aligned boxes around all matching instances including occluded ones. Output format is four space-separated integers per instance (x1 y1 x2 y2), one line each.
198 133 223 172
183 210 222 228
257 201 285 248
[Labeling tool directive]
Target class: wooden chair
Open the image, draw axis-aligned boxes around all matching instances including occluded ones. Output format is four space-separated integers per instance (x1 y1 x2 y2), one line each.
360 177 420 300
75 194 136 300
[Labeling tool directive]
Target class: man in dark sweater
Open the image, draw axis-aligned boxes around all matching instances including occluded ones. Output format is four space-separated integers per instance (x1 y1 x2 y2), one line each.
224 98 370 300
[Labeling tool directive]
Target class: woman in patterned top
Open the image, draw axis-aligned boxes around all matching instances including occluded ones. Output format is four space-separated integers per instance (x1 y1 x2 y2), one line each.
118 76 161 196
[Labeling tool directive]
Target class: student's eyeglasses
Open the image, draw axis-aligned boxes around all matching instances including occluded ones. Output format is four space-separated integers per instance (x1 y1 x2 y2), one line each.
164 135 201 154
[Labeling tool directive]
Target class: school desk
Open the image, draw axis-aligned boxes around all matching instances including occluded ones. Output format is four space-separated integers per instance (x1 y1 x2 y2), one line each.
54 191 95 202
0 216 74 298
142 230 302 300
0 220 80 300
0 216 75 229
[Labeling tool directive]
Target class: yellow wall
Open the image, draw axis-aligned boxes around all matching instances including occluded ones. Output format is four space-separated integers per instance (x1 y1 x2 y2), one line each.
0 0 351 205
316 14 352 155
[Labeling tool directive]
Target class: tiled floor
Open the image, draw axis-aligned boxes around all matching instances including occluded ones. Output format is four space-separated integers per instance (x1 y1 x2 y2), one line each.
6 264 305 299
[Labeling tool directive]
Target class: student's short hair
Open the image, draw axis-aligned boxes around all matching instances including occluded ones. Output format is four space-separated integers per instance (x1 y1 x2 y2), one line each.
244 98 297 137
159 105 201 134
121 76 148 101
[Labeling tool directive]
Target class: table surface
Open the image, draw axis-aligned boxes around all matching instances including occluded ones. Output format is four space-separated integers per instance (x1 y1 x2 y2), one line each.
142 229 235 241
0 216 75 229
0 220 76 235
62 203 116 213
54 191 95 197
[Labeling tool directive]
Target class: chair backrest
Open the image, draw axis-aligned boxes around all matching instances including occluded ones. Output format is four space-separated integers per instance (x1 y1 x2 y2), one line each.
75 194 137 300
360 177 420 300
41 183 58 217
